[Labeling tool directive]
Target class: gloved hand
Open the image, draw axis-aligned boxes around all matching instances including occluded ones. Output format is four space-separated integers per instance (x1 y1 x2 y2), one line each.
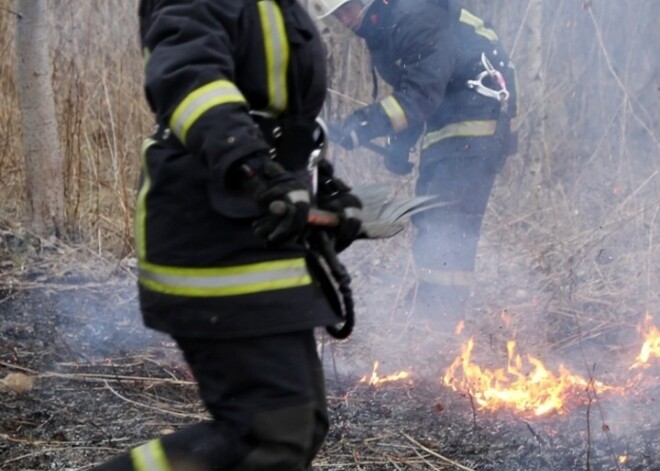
383 141 414 175
328 110 370 150
382 127 422 175
239 158 310 246
316 159 363 252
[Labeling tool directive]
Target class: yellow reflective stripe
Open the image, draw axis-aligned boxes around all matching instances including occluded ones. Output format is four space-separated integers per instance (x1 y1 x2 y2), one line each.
169 80 246 144
138 258 312 297
380 96 408 132
131 439 171 471
258 1 290 114
134 138 156 261
416 266 475 287
142 47 151 66
459 9 499 42
421 120 497 149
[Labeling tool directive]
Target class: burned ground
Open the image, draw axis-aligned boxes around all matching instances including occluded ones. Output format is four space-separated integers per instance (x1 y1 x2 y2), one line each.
1 247 658 471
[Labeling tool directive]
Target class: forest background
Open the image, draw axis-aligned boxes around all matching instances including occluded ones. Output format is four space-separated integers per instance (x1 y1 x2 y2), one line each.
0 1 658 469
0 0 658 414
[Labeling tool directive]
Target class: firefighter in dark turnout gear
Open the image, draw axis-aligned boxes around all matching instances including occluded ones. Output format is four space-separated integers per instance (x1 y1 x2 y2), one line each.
91 1 363 470
314 0 518 324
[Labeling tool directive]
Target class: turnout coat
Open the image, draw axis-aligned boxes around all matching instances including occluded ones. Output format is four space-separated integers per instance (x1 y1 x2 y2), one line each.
136 0 339 338
351 0 517 163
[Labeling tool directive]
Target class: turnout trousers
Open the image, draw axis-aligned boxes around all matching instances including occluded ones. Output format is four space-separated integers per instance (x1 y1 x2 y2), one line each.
411 133 509 326
91 329 328 471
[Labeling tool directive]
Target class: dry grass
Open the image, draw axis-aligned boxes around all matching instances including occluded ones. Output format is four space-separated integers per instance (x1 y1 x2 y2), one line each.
318 1 659 380
1 1 150 257
0 0 658 389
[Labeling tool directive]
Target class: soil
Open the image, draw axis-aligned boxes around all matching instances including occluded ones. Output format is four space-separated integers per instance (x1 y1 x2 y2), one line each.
1 249 658 471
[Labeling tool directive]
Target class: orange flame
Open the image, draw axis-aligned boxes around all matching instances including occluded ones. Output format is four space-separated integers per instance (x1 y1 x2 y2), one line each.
359 361 411 386
455 320 465 335
630 315 659 369
443 338 614 416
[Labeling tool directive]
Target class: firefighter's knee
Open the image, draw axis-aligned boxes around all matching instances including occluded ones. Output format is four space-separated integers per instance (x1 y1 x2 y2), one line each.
242 403 316 471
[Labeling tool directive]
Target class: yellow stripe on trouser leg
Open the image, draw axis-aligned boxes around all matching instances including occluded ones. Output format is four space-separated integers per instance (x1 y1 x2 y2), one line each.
415 266 475 288
131 439 171 471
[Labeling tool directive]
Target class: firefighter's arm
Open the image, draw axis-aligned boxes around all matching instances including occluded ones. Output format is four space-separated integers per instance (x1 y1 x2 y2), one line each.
335 4 455 149
142 0 270 185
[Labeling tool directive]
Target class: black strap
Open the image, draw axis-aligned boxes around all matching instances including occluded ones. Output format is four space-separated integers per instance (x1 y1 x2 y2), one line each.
307 231 355 340
370 64 379 102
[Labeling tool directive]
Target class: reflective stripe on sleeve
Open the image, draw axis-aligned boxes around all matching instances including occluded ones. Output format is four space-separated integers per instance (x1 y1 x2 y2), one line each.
459 9 499 42
131 439 171 471
138 258 312 297
169 80 246 145
258 1 290 114
379 96 408 132
421 120 497 150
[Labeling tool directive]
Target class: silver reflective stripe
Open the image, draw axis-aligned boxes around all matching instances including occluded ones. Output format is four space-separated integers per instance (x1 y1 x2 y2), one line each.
131 440 170 471
288 189 311 204
258 1 290 114
138 258 312 297
169 80 246 144
421 120 497 150
380 96 408 132
459 9 499 42
415 266 475 287
344 207 363 221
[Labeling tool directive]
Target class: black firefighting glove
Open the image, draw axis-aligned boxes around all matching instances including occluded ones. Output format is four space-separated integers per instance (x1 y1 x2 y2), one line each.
315 159 363 252
238 158 310 246
328 110 371 150
383 126 423 175
383 137 414 175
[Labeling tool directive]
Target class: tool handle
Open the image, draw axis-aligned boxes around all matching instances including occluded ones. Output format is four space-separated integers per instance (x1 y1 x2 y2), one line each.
307 208 339 227
268 201 340 227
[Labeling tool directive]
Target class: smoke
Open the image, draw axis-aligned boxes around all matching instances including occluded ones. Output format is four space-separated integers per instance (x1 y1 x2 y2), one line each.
325 0 660 435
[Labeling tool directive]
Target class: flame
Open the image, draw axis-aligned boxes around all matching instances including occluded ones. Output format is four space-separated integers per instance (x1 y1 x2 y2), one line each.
359 361 411 386
618 455 628 464
630 315 659 369
501 310 513 329
443 338 615 416
455 320 465 335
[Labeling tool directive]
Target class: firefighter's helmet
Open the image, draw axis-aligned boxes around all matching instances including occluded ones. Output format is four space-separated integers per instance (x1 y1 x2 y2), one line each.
310 0 374 19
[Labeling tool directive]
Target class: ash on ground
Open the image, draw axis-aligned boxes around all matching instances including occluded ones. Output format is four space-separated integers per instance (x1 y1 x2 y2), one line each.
1 266 658 471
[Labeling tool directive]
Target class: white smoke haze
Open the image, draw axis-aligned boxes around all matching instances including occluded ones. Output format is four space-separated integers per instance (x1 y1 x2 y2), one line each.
321 0 659 440
0 0 657 468
20 0 660 435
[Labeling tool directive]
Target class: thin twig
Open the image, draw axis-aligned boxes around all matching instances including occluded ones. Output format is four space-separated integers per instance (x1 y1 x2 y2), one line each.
401 432 477 471
102 379 206 420
0 6 22 18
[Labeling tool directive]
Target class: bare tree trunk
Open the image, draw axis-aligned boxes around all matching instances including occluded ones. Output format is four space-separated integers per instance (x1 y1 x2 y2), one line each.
15 0 65 237
520 0 547 184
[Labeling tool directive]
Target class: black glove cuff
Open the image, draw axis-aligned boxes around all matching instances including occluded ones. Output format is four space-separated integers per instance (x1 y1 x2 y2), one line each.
226 154 270 188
